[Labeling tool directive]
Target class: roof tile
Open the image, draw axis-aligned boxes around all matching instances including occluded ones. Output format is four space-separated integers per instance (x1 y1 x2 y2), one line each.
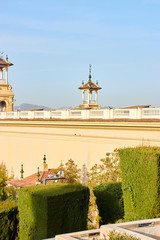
79 81 101 90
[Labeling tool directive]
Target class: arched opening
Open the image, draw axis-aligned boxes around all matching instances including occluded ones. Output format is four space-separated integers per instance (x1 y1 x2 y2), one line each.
0 101 6 112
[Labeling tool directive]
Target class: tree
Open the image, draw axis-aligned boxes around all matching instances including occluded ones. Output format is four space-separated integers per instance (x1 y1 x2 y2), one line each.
88 149 121 186
87 149 121 229
0 163 14 200
63 159 81 184
56 159 81 184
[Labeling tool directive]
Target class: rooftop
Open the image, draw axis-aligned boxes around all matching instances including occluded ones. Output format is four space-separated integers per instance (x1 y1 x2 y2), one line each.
79 80 101 90
7 168 55 188
0 57 13 67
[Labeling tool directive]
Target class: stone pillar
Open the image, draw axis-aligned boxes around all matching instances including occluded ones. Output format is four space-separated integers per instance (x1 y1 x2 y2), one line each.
89 91 92 104
81 164 88 186
95 91 98 105
5 67 8 83
0 68 3 79
87 90 90 104
82 90 84 104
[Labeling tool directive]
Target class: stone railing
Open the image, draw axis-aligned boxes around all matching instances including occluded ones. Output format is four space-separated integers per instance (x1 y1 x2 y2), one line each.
0 107 160 120
0 79 7 84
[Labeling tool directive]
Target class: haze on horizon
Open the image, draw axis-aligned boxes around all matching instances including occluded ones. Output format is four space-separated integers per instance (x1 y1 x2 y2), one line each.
0 0 160 109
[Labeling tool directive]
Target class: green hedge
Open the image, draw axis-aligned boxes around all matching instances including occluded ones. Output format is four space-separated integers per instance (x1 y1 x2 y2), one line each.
18 183 89 240
93 182 124 224
119 147 160 221
0 201 19 240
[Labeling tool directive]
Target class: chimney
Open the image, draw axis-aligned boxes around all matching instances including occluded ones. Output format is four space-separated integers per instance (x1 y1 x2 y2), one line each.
43 154 48 171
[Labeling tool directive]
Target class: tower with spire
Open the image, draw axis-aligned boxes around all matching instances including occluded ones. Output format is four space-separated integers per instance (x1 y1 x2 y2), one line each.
0 55 14 112
78 65 101 109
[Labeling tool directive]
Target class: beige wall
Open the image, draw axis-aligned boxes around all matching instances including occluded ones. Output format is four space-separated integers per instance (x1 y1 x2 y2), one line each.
0 120 160 179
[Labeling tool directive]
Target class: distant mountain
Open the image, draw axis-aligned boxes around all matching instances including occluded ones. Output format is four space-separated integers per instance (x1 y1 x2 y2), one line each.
14 103 114 111
14 103 51 111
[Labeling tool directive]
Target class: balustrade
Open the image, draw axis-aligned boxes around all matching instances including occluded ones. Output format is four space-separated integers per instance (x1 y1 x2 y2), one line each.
0 79 7 84
1 108 160 120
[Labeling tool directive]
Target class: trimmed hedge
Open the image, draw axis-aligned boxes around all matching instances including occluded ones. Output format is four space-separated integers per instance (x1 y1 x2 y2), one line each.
0 201 19 240
119 147 160 221
93 182 124 224
18 183 89 240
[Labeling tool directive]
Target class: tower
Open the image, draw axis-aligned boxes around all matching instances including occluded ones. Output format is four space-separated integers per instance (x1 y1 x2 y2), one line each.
0 55 14 112
78 65 101 109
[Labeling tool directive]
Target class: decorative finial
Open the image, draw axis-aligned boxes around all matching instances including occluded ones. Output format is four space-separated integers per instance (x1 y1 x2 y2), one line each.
6 55 8 61
0 52 4 58
88 64 92 82
37 167 40 182
20 164 24 179
96 80 98 85
82 80 84 85
43 154 46 163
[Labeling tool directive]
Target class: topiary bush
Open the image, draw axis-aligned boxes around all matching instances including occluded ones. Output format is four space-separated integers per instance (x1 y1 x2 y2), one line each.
119 147 160 221
0 201 19 240
18 183 89 240
93 182 124 224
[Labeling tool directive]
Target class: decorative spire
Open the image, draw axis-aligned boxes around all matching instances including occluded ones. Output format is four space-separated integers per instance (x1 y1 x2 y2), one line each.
82 80 84 85
0 51 4 58
6 55 8 61
20 164 24 179
96 80 98 85
37 167 40 182
88 64 92 82
43 154 46 163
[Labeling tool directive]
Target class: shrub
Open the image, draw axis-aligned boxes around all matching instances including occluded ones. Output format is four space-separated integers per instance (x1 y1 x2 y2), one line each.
93 182 124 224
0 201 19 240
119 147 160 221
18 183 89 240
109 230 140 240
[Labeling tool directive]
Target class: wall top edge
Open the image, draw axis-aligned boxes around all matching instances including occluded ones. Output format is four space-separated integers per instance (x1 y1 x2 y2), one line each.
0 119 160 129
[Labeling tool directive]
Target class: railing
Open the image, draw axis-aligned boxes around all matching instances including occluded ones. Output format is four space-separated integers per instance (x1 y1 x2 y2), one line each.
82 100 97 105
142 108 160 118
89 100 96 104
90 110 104 118
0 108 160 120
114 110 130 117
0 79 7 84
69 111 82 118
20 112 29 119
51 111 62 118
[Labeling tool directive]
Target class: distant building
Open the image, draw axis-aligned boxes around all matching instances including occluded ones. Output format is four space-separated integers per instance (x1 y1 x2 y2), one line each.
7 168 55 188
0 56 14 112
78 65 101 109
7 156 64 188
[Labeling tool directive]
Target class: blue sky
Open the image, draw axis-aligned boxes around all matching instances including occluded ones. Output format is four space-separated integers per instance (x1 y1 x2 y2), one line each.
0 0 160 108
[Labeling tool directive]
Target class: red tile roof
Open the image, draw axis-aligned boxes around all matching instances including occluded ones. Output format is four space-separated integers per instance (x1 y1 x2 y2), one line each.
0 57 13 67
7 169 55 188
79 81 101 90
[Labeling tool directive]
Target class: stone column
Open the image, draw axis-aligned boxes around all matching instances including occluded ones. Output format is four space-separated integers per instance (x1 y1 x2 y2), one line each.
87 90 90 104
5 67 8 84
0 68 3 79
95 91 98 105
82 90 84 104
89 91 92 104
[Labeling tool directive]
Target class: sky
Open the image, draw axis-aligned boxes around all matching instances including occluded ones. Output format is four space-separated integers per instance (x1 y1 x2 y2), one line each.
0 0 160 109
